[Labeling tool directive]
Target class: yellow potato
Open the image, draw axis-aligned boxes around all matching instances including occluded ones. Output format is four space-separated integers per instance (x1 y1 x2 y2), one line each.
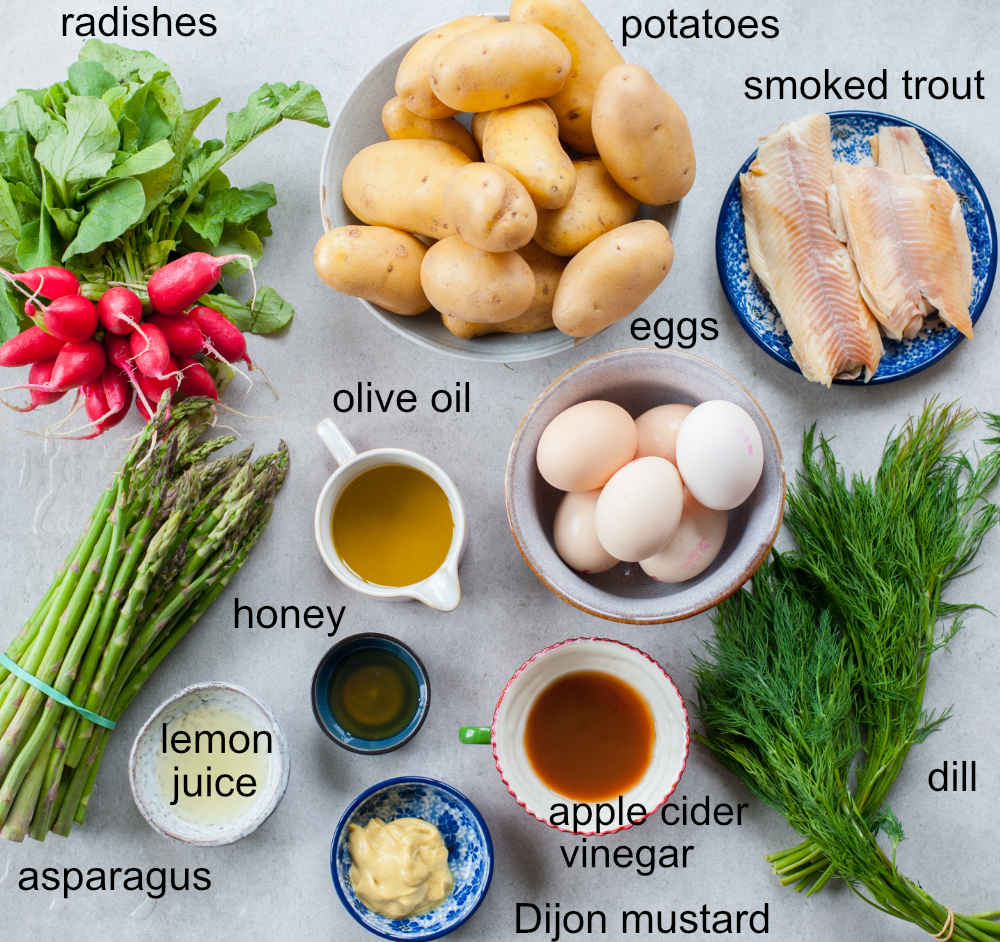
440 243 564 336
444 163 537 253
534 158 638 256
381 97 479 160
471 111 491 150
519 241 567 320
430 22 571 113
421 236 535 324
395 15 499 118
482 101 575 210
441 305 551 338
592 64 696 205
314 226 430 316
341 140 471 240
510 0 624 154
552 219 674 337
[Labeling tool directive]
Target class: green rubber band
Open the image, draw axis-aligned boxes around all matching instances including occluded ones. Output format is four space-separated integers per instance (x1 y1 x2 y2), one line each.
0 653 115 730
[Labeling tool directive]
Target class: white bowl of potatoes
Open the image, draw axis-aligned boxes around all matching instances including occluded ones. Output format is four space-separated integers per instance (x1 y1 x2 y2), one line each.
317 3 690 362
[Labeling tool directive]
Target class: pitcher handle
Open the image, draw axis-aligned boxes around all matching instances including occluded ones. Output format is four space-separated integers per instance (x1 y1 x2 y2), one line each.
317 418 357 466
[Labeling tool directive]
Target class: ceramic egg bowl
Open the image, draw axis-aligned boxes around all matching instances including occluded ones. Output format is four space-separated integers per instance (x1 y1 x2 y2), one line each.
318 19 680 363
331 777 494 940
505 347 785 623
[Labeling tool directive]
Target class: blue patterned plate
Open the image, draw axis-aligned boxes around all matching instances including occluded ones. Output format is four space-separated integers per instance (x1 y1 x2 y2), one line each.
331 777 494 940
716 110 997 384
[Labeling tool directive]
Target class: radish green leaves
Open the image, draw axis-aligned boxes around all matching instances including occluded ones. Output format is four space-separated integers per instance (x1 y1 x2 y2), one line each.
0 40 329 341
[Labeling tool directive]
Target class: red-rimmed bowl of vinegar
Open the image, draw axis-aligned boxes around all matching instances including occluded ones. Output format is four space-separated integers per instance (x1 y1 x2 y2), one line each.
461 637 689 835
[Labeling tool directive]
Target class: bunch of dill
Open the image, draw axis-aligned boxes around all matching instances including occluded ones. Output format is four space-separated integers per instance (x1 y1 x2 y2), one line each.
695 402 1000 941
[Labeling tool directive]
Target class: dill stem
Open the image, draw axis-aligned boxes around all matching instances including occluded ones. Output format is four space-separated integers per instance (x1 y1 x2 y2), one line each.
804 866 836 896
768 842 823 872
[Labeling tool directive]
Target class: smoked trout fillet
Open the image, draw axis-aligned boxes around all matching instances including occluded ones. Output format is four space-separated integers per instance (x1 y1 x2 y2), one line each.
831 127 974 340
741 113 883 386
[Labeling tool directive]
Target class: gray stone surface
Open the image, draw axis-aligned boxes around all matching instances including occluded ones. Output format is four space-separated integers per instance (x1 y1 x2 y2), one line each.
1 1 997 939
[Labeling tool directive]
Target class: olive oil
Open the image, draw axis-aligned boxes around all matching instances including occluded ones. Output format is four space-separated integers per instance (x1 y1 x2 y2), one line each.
332 465 453 587
328 648 420 740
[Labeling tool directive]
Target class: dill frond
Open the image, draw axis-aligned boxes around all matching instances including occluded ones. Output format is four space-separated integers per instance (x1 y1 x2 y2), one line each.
696 402 1000 940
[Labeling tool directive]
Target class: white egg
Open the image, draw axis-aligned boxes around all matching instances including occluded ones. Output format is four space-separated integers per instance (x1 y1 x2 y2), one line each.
536 400 637 492
640 489 728 583
595 457 684 562
675 400 764 510
553 490 619 574
635 403 693 463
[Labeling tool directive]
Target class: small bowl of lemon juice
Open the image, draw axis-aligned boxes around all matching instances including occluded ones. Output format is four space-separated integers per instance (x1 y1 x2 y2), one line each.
129 682 289 846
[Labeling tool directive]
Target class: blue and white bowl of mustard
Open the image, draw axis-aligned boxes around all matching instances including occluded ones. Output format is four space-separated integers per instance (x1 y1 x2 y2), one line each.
331 777 494 940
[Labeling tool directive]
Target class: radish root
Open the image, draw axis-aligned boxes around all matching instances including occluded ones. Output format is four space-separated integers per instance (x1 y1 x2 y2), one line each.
35 403 124 439
251 361 278 400
202 340 253 390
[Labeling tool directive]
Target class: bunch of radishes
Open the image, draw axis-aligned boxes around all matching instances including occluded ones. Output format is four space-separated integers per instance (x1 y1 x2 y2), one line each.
0 253 255 439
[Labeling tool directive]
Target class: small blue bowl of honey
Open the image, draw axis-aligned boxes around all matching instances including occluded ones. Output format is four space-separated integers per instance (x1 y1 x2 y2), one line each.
311 633 430 754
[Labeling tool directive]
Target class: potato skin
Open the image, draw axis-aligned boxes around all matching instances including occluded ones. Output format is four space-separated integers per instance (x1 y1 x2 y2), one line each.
441 303 552 338
341 140 471 240
430 23 571 113
421 236 535 324
552 219 674 337
314 226 430 316
534 158 638 256
395 15 498 118
518 241 567 321
381 97 479 160
443 241 564 336
482 101 576 210
592 65 696 205
471 111 491 150
510 0 623 154
444 163 537 253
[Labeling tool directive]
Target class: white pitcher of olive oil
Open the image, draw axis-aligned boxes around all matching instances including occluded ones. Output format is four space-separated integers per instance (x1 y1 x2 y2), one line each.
313 418 466 612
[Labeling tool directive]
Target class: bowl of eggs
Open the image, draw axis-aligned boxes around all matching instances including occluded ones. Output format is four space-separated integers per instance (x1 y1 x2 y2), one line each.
505 347 785 624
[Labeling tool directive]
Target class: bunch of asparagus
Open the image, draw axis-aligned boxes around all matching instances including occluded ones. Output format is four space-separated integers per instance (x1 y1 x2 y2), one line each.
0 394 288 841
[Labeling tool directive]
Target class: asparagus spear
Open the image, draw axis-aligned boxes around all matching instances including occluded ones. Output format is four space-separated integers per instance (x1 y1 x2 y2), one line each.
1 394 288 841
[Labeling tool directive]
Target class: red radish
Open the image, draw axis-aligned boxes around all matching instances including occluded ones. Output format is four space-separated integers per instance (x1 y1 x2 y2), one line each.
136 359 180 400
176 355 218 399
49 341 105 390
105 334 131 371
0 326 65 367
81 380 107 423
189 305 251 366
70 375 130 439
97 287 144 335
106 334 152 417
26 361 66 407
147 253 248 316
1 266 79 300
83 368 132 434
102 367 131 417
149 315 204 357
129 323 179 382
0 360 65 412
135 366 179 420
39 295 98 343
